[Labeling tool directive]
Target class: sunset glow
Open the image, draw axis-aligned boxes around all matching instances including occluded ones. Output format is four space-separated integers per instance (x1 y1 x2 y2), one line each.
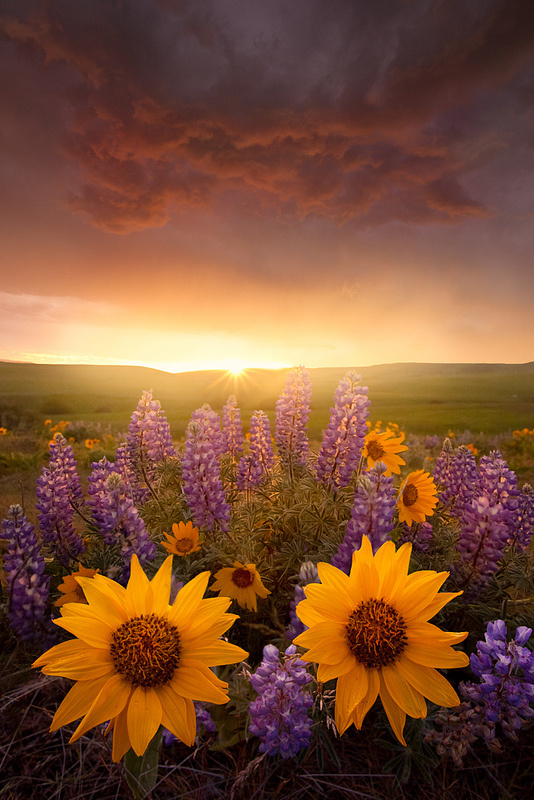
0 2 532 370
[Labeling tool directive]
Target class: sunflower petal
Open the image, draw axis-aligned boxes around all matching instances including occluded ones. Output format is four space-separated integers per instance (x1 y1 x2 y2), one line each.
396 657 462 707
149 556 173 615
33 639 94 668
404 642 470 669
125 686 162 756
316 654 354 683
50 675 111 731
53 616 113 649
378 671 407 746
351 668 380 729
69 674 131 742
158 687 196 746
335 662 369 733
382 663 427 719
168 572 210 626
184 640 248 666
111 707 132 762
170 660 229 703
124 555 152 617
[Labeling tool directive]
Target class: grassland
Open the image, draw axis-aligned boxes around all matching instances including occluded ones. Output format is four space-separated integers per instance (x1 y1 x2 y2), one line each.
1 360 533 439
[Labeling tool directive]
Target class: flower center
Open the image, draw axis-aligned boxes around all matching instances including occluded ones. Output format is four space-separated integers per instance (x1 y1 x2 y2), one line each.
176 537 193 552
231 567 254 588
110 614 181 687
345 599 407 668
402 484 419 507
366 440 385 460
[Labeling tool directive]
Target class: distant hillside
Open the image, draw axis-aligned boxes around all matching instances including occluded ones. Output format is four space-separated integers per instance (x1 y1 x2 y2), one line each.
1 361 533 437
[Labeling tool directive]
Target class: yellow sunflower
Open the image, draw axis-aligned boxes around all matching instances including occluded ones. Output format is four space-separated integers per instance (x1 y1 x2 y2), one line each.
33 555 248 761
397 470 438 526
162 521 202 556
55 564 99 607
211 561 271 611
293 536 468 745
363 430 408 476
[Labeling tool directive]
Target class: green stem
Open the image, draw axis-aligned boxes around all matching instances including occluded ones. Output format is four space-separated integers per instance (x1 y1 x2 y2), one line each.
123 726 163 799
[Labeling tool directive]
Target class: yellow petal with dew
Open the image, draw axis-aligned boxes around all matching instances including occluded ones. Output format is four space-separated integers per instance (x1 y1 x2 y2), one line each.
127 686 163 757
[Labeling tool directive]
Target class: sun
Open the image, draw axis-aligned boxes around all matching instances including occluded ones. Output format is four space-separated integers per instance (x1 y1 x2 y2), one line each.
225 359 247 376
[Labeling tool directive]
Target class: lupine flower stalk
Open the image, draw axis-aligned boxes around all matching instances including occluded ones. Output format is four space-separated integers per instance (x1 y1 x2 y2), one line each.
190 403 224 458
454 494 509 598
434 442 478 514
316 371 370 489
236 455 263 492
331 462 396 572
249 644 313 758
222 395 244 458
0 505 52 641
88 457 156 578
398 520 434 552
36 434 85 565
126 389 176 499
181 411 231 532
512 484 534 550
275 366 312 476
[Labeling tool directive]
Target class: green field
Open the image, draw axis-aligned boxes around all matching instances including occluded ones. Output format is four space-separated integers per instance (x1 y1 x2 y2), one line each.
1 360 533 438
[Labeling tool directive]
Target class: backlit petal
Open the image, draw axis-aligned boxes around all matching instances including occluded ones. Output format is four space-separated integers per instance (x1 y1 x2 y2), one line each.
127 686 163 757
378 671 407 746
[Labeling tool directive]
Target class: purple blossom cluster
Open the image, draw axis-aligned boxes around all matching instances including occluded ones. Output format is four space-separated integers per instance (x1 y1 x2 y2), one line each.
512 484 534 549
398 520 434 552
331 463 396 572
249 644 313 758
126 390 176 498
0 505 52 641
275 366 312 471
181 410 231 532
316 371 370 489
237 410 275 490
434 443 478 514
287 561 319 640
190 403 224 458
222 395 244 458
428 620 534 762
88 457 156 577
454 494 509 597
36 434 85 565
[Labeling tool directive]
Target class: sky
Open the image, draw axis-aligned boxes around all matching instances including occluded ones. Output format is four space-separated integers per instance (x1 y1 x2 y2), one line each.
1 0 533 372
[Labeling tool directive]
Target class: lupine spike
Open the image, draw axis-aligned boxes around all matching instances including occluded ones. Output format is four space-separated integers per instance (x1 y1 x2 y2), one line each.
0 505 53 641
222 395 244 458
275 366 312 472
316 371 370 489
181 409 231 532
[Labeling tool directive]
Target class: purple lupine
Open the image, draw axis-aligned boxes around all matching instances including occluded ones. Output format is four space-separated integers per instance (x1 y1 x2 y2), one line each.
236 455 263 491
114 443 148 507
287 561 319 640
249 644 314 758
454 494 509 598
126 390 176 497
222 395 244 458
249 410 275 474
0 505 52 641
511 484 534 550
331 463 396 573
36 434 85 565
190 403 224 458
88 457 156 578
316 371 370 489
460 620 534 748
434 442 478 514
479 450 526 546
398 520 434 552
181 413 231 532
275 366 312 473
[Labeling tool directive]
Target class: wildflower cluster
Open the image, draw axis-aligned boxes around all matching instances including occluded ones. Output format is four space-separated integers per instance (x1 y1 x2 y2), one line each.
249 644 313 758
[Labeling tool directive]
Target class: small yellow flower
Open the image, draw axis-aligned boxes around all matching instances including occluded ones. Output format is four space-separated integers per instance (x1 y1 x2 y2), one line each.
397 470 438 526
0 427 7 436
55 564 99 607
363 430 408 476
34 555 248 761
293 536 468 745
162 521 202 556
211 561 270 611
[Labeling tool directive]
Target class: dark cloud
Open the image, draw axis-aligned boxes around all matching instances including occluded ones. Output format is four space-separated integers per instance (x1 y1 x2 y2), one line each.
1 0 533 232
